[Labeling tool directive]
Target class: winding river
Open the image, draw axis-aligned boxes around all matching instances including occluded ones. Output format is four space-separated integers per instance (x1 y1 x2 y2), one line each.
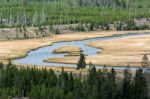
13 32 150 70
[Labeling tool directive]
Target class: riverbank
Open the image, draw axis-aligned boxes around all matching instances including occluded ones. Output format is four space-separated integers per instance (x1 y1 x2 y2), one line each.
88 34 150 67
45 34 150 67
1 30 150 70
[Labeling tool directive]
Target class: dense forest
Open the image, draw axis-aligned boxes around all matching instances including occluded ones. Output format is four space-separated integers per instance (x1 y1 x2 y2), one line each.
0 62 148 99
0 0 149 29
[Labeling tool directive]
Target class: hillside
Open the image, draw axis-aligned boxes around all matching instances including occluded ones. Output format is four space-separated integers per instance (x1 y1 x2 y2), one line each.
0 0 149 27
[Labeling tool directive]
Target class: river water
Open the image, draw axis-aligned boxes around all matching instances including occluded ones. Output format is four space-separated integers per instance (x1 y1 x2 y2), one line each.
13 32 150 70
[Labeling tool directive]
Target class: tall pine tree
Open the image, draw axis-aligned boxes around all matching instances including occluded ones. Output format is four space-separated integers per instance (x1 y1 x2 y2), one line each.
77 53 86 69
134 69 148 99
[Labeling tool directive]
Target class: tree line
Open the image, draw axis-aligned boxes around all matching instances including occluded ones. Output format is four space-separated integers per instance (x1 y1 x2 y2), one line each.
0 61 148 99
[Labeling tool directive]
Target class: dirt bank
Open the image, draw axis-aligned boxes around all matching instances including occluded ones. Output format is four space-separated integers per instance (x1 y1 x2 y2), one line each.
0 27 53 40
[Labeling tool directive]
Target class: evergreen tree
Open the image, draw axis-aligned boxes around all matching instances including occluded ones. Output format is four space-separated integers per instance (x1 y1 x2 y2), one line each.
82 78 91 99
108 68 117 99
92 76 99 99
77 53 86 69
68 72 74 92
134 69 148 99
73 79 83 99
0 62 3 69
88 63 96 86
7 59 12 67
110 68 116 82
57 67 69 93
122 68 133 99
100 68 117 99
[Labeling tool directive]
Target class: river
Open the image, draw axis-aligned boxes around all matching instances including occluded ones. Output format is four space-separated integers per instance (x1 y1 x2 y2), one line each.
13 32 150 71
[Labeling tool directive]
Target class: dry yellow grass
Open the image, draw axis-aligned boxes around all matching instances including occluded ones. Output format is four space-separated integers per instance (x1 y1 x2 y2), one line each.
1 30 150 70
87 35 150 67
13 63 92 75
0 32 102 61
14 63 127 75
45 57 79 64
46 34 150 67
53 45 81 54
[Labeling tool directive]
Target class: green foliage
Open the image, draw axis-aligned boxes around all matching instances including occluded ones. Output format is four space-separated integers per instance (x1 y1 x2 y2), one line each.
0 0 149 31
77 53 86 69
0 62 3 69
134 69 148 99
122 68 133 99
0 64 148 99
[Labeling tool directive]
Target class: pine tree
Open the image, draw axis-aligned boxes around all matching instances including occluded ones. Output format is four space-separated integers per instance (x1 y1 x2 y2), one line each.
92 77 99 99
88 62 96 86
77 53 86 69
68 72 74 92
7 59 12 68
110 68 116 82
122 68 133 99
0 62 3 69
73 79 83 99
82 78 91 99
57 67 69 93
134 69 148 99
108 68 117 99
